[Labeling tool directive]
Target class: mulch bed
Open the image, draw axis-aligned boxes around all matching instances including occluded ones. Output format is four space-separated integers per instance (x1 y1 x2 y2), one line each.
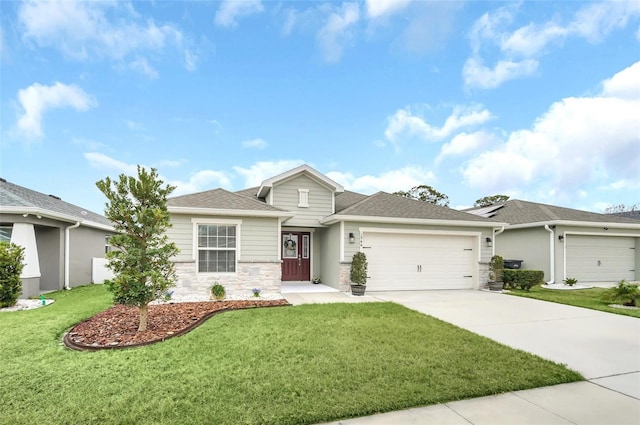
64 299 289 351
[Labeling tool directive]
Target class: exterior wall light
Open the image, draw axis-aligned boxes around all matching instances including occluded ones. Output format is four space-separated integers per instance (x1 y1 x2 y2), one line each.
558 235 564 242
485 237 493 247
349 232 355 243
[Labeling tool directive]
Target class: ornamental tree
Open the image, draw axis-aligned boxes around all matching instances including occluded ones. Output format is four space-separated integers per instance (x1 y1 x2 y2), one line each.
0 242 25 308
96 166 179 332
394 185 449 207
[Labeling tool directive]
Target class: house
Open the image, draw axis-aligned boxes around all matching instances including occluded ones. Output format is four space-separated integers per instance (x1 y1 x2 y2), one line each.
467 200 640 284
0 178 115 298
166 165 504 298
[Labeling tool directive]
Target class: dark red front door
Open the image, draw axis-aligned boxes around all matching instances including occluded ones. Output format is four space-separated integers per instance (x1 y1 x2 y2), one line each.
281 232 311 281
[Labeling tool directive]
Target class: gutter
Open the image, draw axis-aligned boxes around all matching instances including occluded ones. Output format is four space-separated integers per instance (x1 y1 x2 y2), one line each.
544 225 555 284
492 226 505 257
64 221 81 290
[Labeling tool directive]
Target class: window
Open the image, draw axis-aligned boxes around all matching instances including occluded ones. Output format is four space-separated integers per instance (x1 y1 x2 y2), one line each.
197 224 237 273
298 189 309 208
0 226 12 243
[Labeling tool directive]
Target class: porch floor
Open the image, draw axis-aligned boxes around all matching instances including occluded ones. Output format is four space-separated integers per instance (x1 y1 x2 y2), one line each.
280 282 339 293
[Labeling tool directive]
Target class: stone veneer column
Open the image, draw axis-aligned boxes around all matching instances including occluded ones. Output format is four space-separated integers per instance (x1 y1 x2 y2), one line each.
338 262 352 292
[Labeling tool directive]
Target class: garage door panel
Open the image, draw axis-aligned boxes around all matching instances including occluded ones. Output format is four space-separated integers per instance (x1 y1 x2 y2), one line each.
566 236 635 282
364 233 476 291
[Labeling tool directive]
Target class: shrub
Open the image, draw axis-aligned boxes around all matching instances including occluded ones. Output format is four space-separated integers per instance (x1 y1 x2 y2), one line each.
350 252 368 285
211 283 226 301
563 277 578 287
489 255 504 283
605 279 639 307
503 269 544 291
0 242 25 308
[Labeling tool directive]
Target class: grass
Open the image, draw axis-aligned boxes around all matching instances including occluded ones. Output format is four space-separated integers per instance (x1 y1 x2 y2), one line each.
1 285 582 425
507 286 640 319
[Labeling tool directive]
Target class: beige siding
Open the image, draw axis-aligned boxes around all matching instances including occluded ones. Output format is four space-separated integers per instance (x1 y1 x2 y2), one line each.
168 214 279 262
496 228 551 281
271 175 333 227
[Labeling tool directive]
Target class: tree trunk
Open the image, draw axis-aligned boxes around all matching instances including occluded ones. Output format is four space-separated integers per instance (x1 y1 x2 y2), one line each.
138 303 148 332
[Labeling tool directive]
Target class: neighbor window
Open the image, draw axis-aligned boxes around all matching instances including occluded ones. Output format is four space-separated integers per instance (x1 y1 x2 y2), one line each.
298 189 309 207
197 224 237 273
0 226 12 243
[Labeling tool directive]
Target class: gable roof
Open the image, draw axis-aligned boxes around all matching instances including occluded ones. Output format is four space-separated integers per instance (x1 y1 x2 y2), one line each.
335 190 369 213
257 164 344 198
167 187 294 219
467 199 640 228
0 178 113 230
322 191 503 227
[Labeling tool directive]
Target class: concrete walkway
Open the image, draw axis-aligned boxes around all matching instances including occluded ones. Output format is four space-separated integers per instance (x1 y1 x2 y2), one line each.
281 288 640 425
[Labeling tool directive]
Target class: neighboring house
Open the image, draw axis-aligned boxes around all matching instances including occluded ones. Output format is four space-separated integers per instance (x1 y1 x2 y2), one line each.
166 164 504 298
0 178 115 298
467 200 640 284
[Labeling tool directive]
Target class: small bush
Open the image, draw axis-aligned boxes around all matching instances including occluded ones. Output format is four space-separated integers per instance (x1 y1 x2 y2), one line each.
211 283 226 301
0 242 25 308
605 279 639 307
563 278 578 287
489 255 504 282
503 269 544 291
350 252 368 285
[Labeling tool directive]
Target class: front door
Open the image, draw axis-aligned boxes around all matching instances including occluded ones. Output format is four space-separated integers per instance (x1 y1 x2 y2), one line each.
281 232 311 281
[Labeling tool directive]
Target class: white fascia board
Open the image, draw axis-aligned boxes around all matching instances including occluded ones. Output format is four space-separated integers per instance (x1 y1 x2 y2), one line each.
169 206 295 219
320 214 506 228
505 220 640 230
0 207 115 232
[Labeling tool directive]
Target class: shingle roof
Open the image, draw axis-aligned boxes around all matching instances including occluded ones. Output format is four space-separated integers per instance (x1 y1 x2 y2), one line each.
168 188 287 212
331 191 500 222
471 199 640 225
0 178 112 227
335 190 369 213
610 210 640 221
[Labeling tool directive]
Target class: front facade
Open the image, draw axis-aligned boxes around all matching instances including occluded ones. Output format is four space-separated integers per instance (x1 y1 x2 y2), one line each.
166 165 503 298
0 179 115 298
468 200 640 284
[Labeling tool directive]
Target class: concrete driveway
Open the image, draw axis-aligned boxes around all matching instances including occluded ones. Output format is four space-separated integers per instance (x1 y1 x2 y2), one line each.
370 290 640 399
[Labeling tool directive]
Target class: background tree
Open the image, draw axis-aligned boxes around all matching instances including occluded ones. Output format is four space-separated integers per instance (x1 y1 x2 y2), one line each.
394 185 450 207
96 166 179 332
604 203 639 214
474 195 510 207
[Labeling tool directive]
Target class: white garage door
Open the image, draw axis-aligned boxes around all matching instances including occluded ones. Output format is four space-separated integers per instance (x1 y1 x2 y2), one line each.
566 236 636 282
363 232 476 291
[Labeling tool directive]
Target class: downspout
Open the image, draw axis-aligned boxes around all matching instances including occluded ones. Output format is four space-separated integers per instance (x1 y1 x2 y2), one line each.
544 225 555 284
492 226 505 257
64 221 81 290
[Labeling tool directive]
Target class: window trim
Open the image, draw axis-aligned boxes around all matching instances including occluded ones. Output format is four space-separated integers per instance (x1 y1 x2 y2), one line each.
0 225 13 243
191 218 241 274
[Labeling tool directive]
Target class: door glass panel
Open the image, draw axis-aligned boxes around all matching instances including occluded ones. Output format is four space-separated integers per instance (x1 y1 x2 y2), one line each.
283 234 298 258
302 235 309 259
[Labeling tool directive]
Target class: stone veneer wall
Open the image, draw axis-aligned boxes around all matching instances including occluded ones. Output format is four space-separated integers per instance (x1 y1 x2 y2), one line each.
173 260 282 300
478 261 490 289
338 262 352 292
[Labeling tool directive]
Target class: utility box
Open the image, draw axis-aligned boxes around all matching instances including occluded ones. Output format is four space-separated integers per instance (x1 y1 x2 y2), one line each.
504 259 523 269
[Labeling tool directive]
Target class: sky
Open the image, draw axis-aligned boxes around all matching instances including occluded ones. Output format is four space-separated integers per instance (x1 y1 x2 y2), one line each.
1 0 639 216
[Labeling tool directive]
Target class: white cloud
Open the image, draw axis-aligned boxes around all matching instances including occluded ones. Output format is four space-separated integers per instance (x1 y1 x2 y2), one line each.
463 57 538 90
129 58 159 79
601 60 640 100
436 131 493 164
327 166 436 194
170 170 232 196
465 1 640 89
384 104 494 146
18 0 190 74
233 160 306 187
16 81 96 139
242 138 268 149
84 152 138 175
366 0 412 19
214 0 264 28
462 61 640 202
316 2 360 63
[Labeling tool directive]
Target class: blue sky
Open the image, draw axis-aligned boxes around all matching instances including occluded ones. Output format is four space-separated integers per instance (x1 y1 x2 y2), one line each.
1 0 639 215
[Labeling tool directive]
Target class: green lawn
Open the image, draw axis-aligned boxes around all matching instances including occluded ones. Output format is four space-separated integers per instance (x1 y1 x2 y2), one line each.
1 285 582 425
507 286 640 319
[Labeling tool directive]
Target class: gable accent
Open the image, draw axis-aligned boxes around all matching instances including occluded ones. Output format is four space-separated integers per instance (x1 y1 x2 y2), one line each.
257 164 344 199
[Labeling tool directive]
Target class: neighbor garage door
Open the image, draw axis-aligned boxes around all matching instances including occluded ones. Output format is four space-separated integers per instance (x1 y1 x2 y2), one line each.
566 236 636 282
363 232 476 291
